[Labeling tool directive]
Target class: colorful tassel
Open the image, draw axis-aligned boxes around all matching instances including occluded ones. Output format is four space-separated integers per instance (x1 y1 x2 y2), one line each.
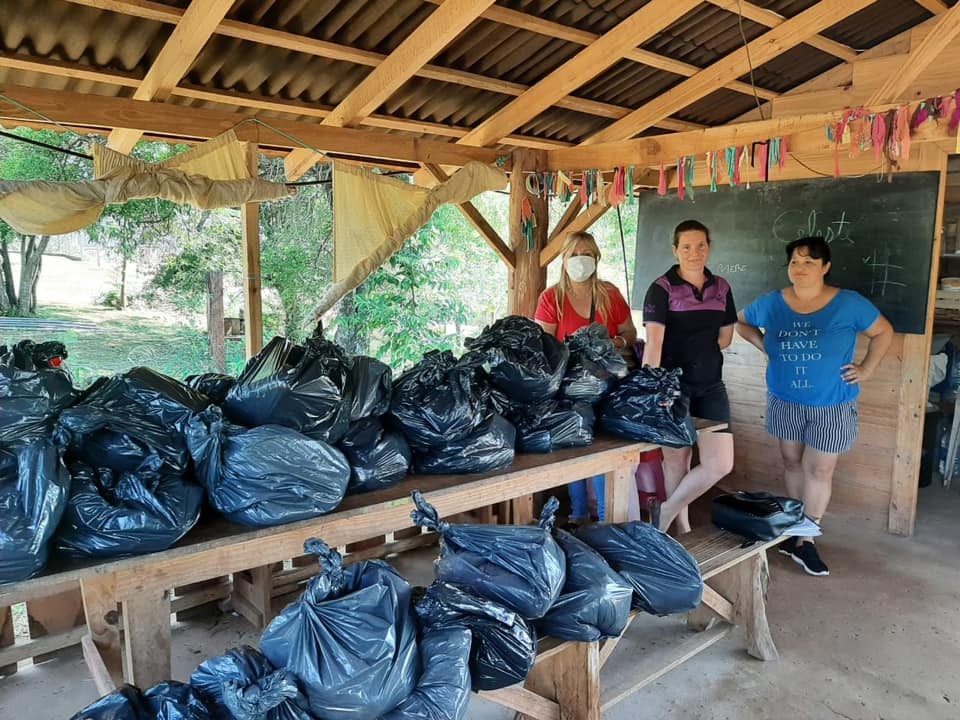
779 136 788 169
625 165 635 203
520 196 536 251
912 102 931 129
657 161 667 196
677 158 686 200
684 156 696 199
758 141 770 182
950 90 960 132
894 106 911 162
872 113 886 164
725 147 737 186
708 151 718 192
579 172 588 204
734 147 744 186
609 167 626 208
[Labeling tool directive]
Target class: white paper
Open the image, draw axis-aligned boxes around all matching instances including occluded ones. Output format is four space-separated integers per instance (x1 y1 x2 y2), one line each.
781 516 823 538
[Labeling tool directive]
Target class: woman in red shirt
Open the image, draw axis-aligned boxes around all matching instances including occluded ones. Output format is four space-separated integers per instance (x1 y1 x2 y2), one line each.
534 231 637 522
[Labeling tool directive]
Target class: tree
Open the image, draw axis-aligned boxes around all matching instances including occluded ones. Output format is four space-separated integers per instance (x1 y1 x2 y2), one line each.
0 129 90 315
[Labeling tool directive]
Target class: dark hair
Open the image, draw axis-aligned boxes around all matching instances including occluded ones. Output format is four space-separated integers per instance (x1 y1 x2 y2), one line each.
673 219 711 247
785 236 831 265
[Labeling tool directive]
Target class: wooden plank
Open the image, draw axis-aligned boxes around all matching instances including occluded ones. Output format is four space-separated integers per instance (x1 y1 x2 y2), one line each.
122 588 172 688
0 84 503 169
700 583 736 624
508 148 548 318
599 625 731 712
480 685 561 720
170 578 231 616
605 464 635 524
582 0 875 145
457 0 702 148
26 587 85 663
80 576 123 689
867 2 960 105
241 144 263 358
0 606 15 676
914 0 950 14
0 625 87 668
82 634 118 697
706 554 778 661
422 163 515 269
107 0 234 152
705 0 858 61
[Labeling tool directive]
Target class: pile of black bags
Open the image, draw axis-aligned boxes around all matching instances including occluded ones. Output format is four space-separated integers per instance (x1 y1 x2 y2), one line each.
600 365 698 448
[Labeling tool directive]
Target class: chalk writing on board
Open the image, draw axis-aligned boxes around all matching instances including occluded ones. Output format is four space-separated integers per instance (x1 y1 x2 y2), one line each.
772 210 852 245
715 264 748 274
865 247 905 297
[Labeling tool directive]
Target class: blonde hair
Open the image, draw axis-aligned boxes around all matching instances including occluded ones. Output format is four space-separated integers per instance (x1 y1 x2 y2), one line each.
554 231 613 324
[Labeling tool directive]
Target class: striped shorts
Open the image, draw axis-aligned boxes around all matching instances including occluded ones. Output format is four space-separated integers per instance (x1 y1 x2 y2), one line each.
765 394 859 455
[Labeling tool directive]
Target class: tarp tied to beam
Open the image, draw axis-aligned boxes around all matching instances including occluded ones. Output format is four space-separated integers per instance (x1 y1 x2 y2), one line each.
314 160 508 317
0 131 295 235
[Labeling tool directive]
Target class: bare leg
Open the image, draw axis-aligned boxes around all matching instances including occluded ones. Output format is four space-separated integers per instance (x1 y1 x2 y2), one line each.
779 439 805 501
799 446 840 525
659 433 734 533
660 446 692 531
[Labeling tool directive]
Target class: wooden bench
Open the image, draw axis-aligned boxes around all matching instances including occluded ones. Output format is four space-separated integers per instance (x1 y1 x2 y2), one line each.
0 423 722 697
481 527 784 720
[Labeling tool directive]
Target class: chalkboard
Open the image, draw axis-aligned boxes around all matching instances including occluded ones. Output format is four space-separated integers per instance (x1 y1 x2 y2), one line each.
631 172 940 334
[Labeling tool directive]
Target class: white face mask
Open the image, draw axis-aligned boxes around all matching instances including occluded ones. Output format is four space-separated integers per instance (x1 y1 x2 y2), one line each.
566 256 596 283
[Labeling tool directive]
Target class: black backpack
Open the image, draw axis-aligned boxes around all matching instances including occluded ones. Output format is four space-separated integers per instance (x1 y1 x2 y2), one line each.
711 491 805 541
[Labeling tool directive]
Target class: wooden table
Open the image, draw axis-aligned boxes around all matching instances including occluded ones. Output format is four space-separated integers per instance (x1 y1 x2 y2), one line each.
0 423 721 693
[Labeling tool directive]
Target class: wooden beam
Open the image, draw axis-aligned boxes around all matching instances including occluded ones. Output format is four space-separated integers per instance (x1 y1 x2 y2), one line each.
705 0 858 61
107 0 233 153
457 0 703 148
57 1 702 136
0 84 503 167
867 0 960 105
549 196 584 244
422 163 515 269
241 144 263 358
285 0 497 179
423 0 779 101
913 0 950 14
582 0 876 146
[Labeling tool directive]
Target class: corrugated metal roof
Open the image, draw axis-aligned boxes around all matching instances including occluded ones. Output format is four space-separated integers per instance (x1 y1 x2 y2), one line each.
0 0 951 154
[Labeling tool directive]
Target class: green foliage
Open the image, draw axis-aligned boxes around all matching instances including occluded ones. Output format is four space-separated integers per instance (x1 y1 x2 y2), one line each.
97 289 123 309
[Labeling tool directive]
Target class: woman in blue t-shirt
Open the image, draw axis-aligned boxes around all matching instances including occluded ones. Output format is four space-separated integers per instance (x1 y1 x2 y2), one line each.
736 236 893 577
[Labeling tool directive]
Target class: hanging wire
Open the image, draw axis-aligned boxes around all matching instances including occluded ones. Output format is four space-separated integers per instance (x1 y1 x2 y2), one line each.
0 129 92 159
735 0 766 122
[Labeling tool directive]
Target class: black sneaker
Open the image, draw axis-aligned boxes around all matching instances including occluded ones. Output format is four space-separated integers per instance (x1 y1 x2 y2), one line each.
790 541 830 576
778 536 799 557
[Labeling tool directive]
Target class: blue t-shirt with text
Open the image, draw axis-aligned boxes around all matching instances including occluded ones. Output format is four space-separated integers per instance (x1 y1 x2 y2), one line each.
743 289 881 407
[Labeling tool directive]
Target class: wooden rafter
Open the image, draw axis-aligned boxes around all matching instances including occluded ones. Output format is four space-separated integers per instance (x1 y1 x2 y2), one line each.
913 0 950 14
0 53 572 151
0 84 503 168
59 0 703 138
422 163 515 269
867 1 960 105
581 0 877 146
106 0 233 153
705 0 858 61
456 0 703 148
285 0 496 179
422 0 780 101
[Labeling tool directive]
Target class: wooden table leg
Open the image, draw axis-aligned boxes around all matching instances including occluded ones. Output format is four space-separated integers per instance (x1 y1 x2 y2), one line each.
605 462 635 524
80 576 123 691
0 606 15 676
27 586 85 662
702 552 778 660
122 587 172 687
521 640 600 720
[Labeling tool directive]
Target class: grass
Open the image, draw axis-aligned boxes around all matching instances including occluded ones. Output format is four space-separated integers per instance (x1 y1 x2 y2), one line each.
4 305 248 387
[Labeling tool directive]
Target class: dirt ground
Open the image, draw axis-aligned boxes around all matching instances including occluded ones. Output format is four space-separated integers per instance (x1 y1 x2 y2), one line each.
2 483 958 720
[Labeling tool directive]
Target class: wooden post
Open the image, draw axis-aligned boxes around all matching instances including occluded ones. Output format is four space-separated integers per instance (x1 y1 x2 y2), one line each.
0 606 15 676
242 143 264 358
508 148 548 317
122 588 172 688
206 270 226 372
26 588 86 663
80 576 123 689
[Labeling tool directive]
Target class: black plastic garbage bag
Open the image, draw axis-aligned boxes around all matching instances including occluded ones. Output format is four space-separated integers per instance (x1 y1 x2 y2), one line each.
599 367 698 448
185 373 237 405
388 350 489 451
411 491 565 619
70 682 213 720
0 439 71 583
260 538 420 720
382 626 472 720
462 316 569 404
415 581 535 692
412 414 515 475
186 407 349 527
190 645 312 720
513 401 594 454
55 455 203 558
338 417 410 495
535 529 633 641
224 336 352 444
561 323 629 404
0 360 76 444
347 355 392 420
575 521 703 616
57 367 208 475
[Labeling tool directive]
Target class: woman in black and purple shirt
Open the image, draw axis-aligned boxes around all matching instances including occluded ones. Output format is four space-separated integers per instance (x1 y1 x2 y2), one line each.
643 220 736 533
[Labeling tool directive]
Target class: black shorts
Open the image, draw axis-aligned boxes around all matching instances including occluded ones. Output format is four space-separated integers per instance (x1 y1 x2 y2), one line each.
682 381 731 432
